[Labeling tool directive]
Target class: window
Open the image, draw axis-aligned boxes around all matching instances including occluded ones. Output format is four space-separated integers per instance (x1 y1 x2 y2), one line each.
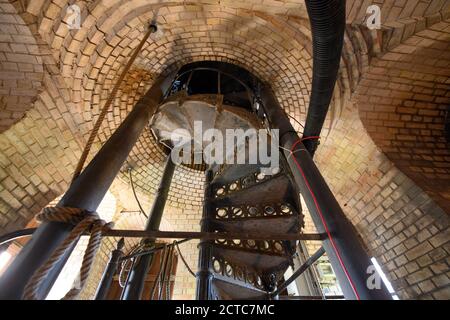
0 251 12 275
187 69 219 95
169 72 191 95
371 257 399 300
220 73 251 109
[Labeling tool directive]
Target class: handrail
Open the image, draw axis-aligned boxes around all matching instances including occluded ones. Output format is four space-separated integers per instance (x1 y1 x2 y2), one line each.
271 246 325 298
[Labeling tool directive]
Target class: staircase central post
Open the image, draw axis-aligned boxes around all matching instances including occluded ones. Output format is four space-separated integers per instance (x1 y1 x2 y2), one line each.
0 80 165 300
196 169 214 300
121 154 176 300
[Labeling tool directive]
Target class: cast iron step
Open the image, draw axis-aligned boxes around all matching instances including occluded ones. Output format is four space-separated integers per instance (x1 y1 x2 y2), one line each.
210 275 268 300
211 174 293 207
211 243 292 276
210 214 300 234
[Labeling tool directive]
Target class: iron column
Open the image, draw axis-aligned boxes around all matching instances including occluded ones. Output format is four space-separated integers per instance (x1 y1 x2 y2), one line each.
196 169 213 300
94 238 125 300
0 80 165 299
259 87 392 300
121 154 176 300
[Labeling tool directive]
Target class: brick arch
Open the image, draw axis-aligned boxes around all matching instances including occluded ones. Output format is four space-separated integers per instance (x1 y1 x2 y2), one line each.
29 1 319 207
0 1 446 222
0 0 87 235
315 96 450 299
356 19 450 212
0 0 44 133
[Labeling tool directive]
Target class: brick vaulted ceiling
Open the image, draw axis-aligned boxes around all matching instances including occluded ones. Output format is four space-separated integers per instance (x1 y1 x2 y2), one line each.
0 0 449 232
0 0 448 301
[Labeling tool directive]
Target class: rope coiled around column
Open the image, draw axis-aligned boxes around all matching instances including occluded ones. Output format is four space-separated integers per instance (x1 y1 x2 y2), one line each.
22 207 113 300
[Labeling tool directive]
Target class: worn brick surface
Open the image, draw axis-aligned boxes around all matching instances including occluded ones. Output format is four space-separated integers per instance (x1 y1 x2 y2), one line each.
315 100 450 300
0 0 44 133
356 20 450 213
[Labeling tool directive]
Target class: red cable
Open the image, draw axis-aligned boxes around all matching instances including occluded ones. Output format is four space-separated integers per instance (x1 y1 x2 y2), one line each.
300 135 321 142
291 139 361 300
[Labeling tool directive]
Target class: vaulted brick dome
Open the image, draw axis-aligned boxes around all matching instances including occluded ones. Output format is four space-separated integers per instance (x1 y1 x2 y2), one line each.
0 0 449 300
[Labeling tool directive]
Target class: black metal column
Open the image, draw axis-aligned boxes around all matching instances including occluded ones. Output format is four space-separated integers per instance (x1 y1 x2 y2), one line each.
94 238 125 300
121 155 176 300
0 81 164 300
259 88 392 300
196 169 213 300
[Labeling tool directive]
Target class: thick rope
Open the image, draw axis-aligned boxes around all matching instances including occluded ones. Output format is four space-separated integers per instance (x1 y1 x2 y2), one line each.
22 207 113 300
71 26 155 182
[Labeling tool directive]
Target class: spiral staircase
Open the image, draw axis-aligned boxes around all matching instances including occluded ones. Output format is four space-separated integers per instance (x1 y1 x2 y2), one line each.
207 155 303 299
151 86 305 299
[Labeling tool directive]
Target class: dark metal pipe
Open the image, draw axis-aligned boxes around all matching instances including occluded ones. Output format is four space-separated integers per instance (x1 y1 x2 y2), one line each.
1 227 323 248
0 228 36 247
260 86 392 300
94 238 125 300
105 230 325 241
302 0 346 155
121 155 176 300
196 169 214 300
0 81 164 300
271 246 325 297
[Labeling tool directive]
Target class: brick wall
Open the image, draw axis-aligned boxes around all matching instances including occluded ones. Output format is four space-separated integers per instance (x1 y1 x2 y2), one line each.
356 19 450 213
315 100 450 299
0 0 43 132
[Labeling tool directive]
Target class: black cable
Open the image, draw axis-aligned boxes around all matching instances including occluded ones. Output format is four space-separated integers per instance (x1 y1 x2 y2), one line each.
174 240 196 277
128 168 148 219
286 113 304 129
166 243 177 300
120 238 191 262
163 245 174 300
150 244 168 299
158 244 172 299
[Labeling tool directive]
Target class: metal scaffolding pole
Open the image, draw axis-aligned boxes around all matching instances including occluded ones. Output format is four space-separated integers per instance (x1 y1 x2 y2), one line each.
259 87 392 300
121 155 176 300
0 81 164 300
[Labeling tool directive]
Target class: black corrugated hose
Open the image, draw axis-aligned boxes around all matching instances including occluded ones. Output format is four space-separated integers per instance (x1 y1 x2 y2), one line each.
302 0 346 156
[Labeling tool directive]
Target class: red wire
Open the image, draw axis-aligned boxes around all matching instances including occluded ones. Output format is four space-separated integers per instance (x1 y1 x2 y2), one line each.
301 135 321 142
291 139 361 300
